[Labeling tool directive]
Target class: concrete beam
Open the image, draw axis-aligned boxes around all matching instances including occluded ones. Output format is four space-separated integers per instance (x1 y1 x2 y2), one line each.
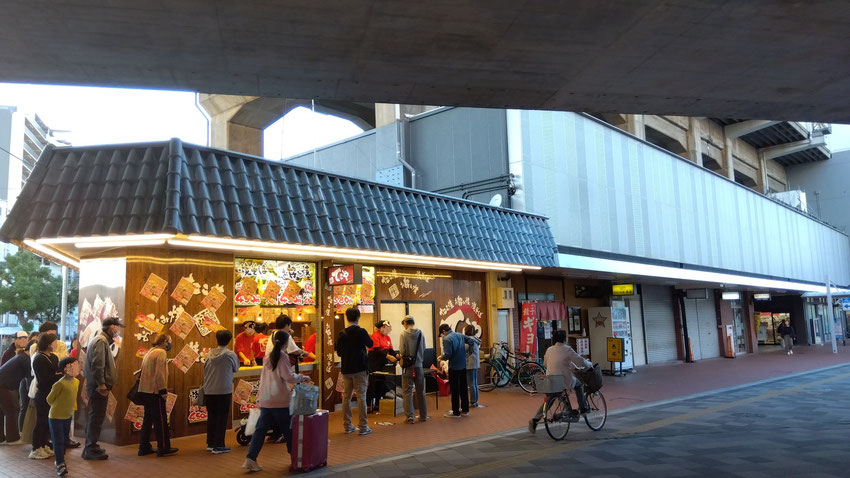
724 120 779 139
761 134 828 161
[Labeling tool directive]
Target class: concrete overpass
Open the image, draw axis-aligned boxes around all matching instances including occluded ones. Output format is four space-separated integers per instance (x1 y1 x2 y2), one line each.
3 1 850 122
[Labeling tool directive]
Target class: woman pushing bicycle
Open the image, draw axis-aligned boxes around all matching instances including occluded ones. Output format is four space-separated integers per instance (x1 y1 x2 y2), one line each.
528 329 591 433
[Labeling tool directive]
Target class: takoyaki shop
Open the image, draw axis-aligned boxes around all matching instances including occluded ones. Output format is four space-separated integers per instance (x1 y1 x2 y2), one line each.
0 139 556 445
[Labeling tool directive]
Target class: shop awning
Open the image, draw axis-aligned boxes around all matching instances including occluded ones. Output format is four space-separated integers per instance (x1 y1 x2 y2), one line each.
534 301 566 321
0 139 557 268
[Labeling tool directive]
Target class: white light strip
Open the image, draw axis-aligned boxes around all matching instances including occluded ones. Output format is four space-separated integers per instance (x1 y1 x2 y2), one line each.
183 235 538 271
23 240 81 269
36 234 176 245
75 239 167 249
558 253 829 293
168 238 524 272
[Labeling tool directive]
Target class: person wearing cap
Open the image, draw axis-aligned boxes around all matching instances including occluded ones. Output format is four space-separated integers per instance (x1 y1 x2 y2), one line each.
235 321 257 367
0 338 34 446
138 333 178 457
82 316 122 460
438 323 478 418
2 331 29 366
367 320 397 413
398 315 427 424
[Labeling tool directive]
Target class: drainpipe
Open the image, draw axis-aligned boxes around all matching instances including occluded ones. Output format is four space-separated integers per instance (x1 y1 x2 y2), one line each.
394 104 416 188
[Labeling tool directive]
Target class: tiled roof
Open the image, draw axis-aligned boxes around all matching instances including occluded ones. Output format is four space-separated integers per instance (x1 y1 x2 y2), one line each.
1 139 556 266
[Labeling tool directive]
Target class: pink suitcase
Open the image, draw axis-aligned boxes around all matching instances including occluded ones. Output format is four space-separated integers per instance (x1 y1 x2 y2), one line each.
290 410 329 472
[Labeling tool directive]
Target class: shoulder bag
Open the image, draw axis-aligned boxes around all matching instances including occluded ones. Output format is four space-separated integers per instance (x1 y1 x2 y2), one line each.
400 331 421 369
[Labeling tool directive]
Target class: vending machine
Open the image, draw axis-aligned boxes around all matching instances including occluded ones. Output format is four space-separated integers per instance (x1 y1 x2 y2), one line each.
588 306 634 372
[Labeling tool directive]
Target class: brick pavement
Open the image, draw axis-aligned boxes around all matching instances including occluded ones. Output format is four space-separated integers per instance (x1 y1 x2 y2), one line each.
0 344 848 477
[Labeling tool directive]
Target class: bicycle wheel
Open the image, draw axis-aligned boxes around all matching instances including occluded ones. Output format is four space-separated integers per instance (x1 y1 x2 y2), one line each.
490 361 511 388
517 362 545 393
478 360 496 392
584 390 607 431
543 395 571 440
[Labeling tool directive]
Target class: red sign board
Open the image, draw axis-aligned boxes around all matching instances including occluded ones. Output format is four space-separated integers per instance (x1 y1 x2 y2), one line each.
520 302 538 356
329 265 356 285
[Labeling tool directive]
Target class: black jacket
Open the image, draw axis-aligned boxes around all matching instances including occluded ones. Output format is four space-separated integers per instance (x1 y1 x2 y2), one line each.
0 352 32 390
778 322 796 338
32 352 60 398
335 325 373 374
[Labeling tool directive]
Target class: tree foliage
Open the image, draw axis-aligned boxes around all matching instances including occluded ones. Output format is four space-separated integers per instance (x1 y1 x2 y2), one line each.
0 250 73 331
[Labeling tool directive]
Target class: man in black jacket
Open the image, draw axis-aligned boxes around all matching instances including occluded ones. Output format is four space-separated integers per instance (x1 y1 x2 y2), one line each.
334 307 373 436
0 339 33 445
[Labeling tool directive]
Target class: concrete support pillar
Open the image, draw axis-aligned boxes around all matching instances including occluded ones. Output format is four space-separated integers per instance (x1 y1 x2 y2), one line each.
375 104 440 127
722 136 736 181
687 117 704 166
200 94 264 156
757 152 769 194
625 114 645 140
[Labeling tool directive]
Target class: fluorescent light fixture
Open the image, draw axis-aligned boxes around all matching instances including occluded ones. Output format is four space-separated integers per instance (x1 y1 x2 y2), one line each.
36 234 176 245
753 293 771 300
722 291 741 300
23 240 81 269
558 253 828 294
75 239 166 248
168 236 534 272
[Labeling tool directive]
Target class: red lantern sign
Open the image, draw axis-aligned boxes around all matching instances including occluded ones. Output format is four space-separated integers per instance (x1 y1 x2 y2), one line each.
520 302 538 357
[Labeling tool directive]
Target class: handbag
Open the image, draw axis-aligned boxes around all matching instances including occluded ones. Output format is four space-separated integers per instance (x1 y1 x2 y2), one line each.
196 386 206 407
400 331 421 369
127 377 142 405
244 408 261 436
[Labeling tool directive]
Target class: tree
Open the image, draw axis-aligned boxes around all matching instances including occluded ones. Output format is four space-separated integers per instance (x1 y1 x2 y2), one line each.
0 250 66 331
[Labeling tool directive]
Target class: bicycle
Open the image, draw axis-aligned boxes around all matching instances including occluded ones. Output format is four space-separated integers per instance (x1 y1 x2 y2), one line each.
479 342 545 393
538 365 607 441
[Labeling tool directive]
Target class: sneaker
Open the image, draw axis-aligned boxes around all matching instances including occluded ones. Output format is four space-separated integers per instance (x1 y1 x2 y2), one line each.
444 411 460 418
29 447 49 460
418 416 430 422
405 417 415 424
138 448 156 456
344 426 357 434
242 458 263 472
212 447 231 454
67 440 81 449
43 446 54 457
473 404 487 408
580 407 592 415
56 464 68 476
461 411 470 416
156 447 179 457
787 351 791 355
82 451 108 460
528 419 538 434
790 350 793 355
358 426 372 436
206 447 214 452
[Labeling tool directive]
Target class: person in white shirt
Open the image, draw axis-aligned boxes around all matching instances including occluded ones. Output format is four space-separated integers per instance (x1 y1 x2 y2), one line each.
528 329 591 433
263 315 316 362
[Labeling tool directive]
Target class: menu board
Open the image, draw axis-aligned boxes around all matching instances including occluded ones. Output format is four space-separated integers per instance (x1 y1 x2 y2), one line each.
234 258 316 306
332 266 375 313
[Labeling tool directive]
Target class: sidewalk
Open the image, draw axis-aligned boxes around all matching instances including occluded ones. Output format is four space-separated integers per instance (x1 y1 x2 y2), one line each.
0 344 846 477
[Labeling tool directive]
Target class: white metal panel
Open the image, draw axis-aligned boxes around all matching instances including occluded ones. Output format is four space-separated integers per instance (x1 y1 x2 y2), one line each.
684 299 703 361
628 297 646 366
697 296 720 359
642 285 679 363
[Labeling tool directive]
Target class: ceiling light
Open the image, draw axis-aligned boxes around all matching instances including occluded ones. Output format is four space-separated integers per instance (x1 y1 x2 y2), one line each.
75 239 166 248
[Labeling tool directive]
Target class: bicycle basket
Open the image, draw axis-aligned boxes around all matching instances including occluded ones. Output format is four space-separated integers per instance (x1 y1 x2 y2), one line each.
533 374 566 394
577 364 603 394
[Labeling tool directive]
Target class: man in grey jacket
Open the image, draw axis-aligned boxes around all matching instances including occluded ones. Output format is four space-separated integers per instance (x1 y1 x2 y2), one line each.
203 329 240 454
398 316 427 424
82 317 122 460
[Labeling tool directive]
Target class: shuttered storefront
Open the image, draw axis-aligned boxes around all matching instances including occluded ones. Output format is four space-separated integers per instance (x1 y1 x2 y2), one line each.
684 293 720 360
642 284 679 363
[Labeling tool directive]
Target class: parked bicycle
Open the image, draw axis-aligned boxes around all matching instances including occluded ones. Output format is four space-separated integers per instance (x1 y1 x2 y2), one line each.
537 364 607 440
478 342 545 394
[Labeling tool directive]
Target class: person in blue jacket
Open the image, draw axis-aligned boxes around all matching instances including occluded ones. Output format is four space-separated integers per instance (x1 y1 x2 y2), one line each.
438 324 479 418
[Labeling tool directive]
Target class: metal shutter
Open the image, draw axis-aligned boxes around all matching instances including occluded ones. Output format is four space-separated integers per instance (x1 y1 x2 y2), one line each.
684 299 703 361
642 285 679 363
696 297 720 359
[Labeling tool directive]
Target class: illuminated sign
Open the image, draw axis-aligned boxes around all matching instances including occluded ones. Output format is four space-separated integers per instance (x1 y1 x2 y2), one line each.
612 284 635 296
753 293 771 300
722 291 741 300
234 258 316 306
329 265 362 286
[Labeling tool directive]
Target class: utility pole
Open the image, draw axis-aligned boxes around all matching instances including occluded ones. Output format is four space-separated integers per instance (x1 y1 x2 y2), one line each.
826 276 838 354
59 265 68 341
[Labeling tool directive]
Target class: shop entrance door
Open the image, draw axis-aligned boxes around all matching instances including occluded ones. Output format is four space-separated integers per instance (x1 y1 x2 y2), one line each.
496 309 510 348
379 301 437 360
731 301 748 354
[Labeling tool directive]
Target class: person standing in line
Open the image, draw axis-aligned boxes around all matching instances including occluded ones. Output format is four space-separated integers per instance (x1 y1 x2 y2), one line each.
265 315 316 365
29 322 68 359
242 330 311 472
19 332 38 440
335 307 373 435
2 331 27 365
68 338 82 360
31 333 62 460
398 316 428 424
82 316 122 460
137 333 178 457
234 321 257 367
778 318 797 355
528 329 591 433
0 331 27 445
438 324 478 418
0 338 34 446
251 323 269 366
464 325 485 409
203 329 240 454
46 356 81 476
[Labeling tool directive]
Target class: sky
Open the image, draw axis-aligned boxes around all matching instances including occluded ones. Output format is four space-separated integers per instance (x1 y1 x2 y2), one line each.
0 83 364 159
0 82 849 158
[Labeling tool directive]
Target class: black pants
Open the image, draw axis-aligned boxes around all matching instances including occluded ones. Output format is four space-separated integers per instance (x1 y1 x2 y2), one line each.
32 394 51 449
0 388 19 443
84 385 108 455
204 393 231 449
367 372 392 411
139 392 170 452
448 368 469 416
18 380 29 433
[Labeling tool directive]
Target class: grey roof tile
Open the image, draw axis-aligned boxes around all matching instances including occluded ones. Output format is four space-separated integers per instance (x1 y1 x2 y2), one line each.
1 139 556 266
